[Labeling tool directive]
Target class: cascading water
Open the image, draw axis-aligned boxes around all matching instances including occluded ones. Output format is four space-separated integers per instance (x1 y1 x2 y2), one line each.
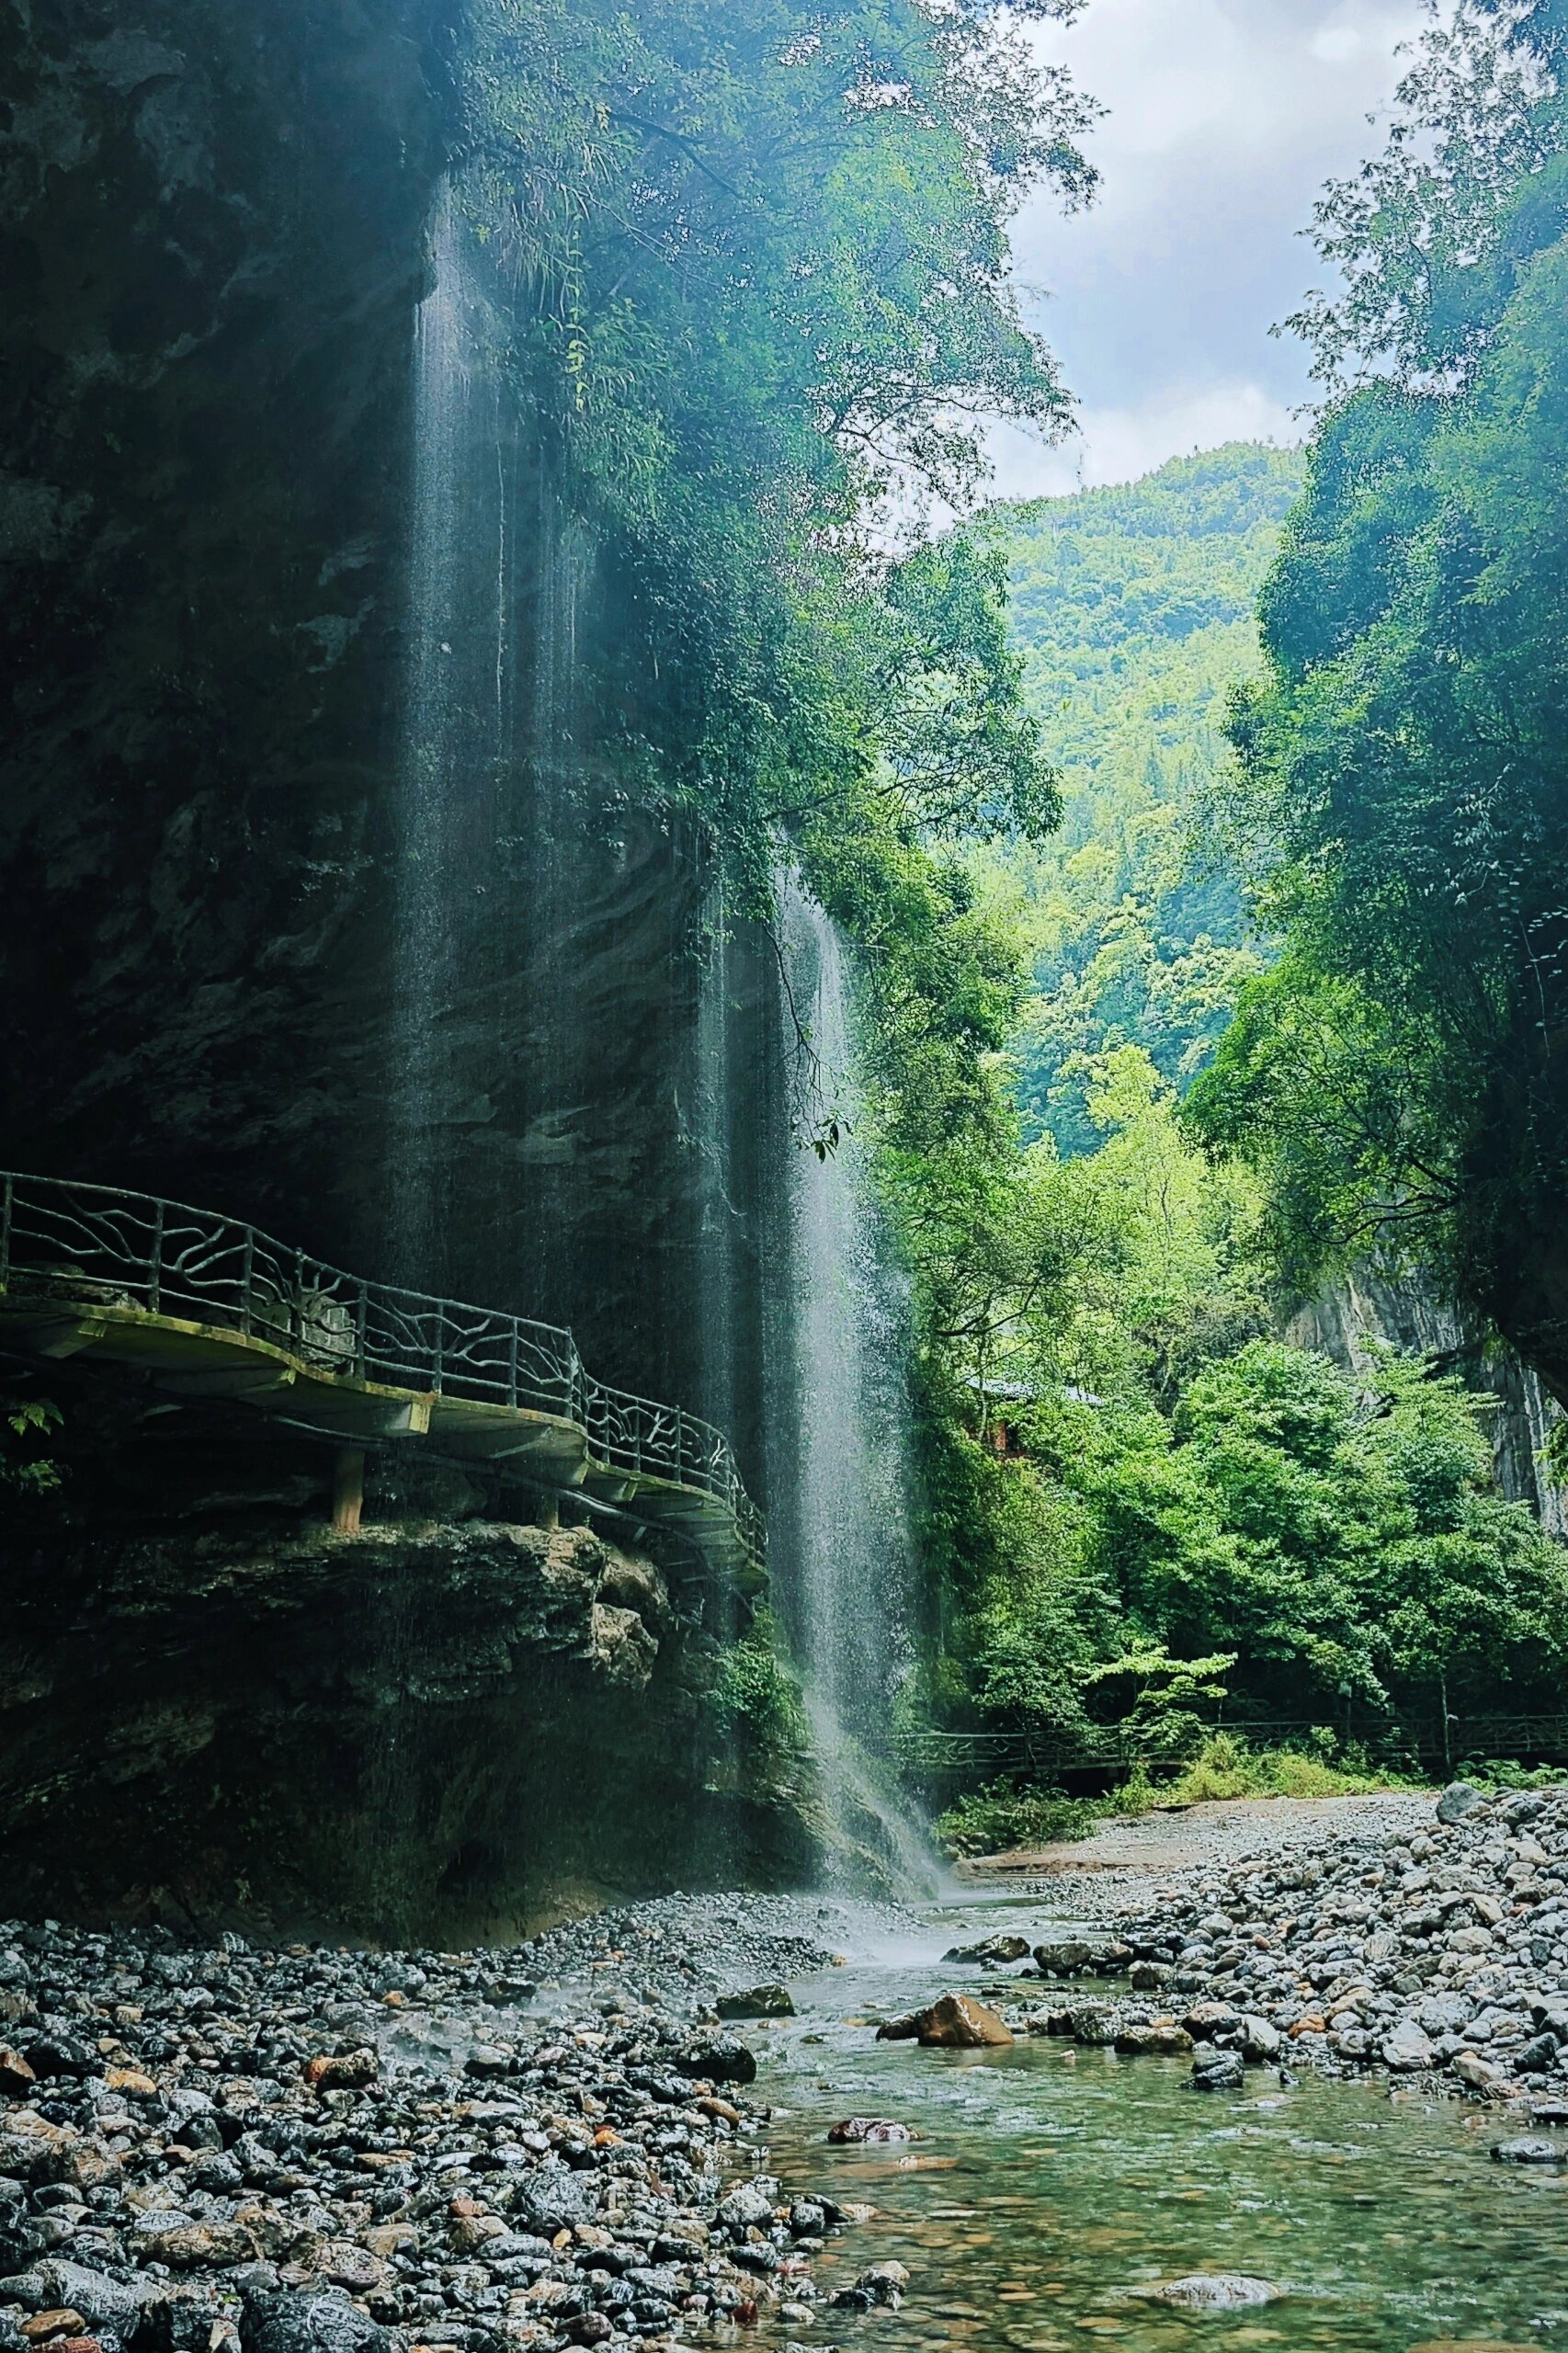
769 879 935 1893
384 181 926 1902
388 179 591 1316
388 181 507 1293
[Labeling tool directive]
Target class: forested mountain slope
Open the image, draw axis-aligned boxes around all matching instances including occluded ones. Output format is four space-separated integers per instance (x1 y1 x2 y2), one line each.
973 443 1304 1151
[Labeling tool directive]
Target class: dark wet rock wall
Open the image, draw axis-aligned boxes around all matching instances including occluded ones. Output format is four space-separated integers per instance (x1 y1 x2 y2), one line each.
0 1 805 1926
0 0 788 1429
0 1372 815 1935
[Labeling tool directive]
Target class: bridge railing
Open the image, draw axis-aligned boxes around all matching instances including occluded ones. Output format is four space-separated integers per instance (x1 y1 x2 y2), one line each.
0 1171 763 1564
890 1718 1568 1779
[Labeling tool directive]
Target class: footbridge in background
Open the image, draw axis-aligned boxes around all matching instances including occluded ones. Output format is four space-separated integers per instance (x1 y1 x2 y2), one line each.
0 1172 765 1586
891 1722 1568 1783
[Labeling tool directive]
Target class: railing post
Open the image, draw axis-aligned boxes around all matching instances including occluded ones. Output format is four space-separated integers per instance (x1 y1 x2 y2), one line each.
149 1199 164 1313
291 1247 303 1349
240 1227 255 1336
431 1311 443 1396
0 1174 11 1292
355 1279 368 1381
509 1321 519 1411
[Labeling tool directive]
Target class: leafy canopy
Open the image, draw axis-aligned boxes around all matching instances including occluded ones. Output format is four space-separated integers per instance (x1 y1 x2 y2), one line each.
1187 3 1568 1388
455 0 1093 915
968 445 1301 1151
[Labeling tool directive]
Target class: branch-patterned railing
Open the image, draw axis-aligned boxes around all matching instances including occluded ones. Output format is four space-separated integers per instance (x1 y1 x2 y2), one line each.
892 1718 1568 1779
0 1172 764 1572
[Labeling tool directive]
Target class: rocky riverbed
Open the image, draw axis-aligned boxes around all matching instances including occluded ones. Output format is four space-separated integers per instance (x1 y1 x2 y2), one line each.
0 1901 911 2353
951 1779 1568 2113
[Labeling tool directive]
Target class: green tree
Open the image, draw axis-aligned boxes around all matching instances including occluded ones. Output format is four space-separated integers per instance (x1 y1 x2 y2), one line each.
1187 7 1568 1398
967 444 1301 1150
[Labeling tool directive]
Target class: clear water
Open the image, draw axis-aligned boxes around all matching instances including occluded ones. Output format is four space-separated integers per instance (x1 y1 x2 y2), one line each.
740 1897 1568 2353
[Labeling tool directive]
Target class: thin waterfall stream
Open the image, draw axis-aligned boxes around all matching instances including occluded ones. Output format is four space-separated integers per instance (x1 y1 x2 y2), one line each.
772 879 937 1893
389 187 930 1897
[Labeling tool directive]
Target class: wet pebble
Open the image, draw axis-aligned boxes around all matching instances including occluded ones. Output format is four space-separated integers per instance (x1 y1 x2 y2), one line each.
0 1904 885 2353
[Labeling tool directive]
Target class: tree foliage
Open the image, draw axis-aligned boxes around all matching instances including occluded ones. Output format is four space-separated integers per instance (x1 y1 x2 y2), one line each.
968 445 1301 1150
457 0 1090 911
1187 5 1568 1392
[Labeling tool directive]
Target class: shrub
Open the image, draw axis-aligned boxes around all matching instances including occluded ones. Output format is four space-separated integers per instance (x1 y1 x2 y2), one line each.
933 1778 1101 1859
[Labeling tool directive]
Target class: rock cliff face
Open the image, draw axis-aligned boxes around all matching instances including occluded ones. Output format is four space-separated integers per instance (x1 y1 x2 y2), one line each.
0 1370 814 1934
1286 1267 1568 1539
0 0 806 1925
0 0 440 1229
0 0 784 1415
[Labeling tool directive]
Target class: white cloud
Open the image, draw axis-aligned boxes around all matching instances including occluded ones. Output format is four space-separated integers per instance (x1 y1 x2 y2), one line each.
998 0 1426 458
986 381 1303 502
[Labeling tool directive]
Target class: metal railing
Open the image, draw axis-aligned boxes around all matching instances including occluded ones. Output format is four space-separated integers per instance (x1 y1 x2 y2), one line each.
891 1716 1568 1779
0 1171 764 1570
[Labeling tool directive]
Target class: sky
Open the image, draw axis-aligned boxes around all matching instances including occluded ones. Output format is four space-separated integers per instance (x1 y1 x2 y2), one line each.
988 0 1430 496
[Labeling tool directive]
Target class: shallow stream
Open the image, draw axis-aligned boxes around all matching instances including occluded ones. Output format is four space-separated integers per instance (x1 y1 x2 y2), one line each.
741 1895 1566 2353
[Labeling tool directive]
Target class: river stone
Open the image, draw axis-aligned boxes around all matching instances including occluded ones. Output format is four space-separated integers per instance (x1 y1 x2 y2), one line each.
853 2263 909 2308
1382 2018 1436 2072
717 1984 795 2020
0 2264 161 2337
1032 1941 1107 1977
716 2181 779 2232
0 2048 37 2098
1239 2014 1282 2062
1437 1782 1486 1826
1115 2022 1193 2056
0 2116 74 2182
910 1995 1014 2049
941 1937 1030 1966
1189 2048 1244 2092
676 2037 757 2084
1417 1993 1475 2036
1452 2049 1511 2096
1066 2001 1122 2047
826 2120 912 2144
1183 1999 1242 2040
1492 2136 1565 2165
1153 2276 1280 2310
243 2293 395 2353
514 2173 601 2234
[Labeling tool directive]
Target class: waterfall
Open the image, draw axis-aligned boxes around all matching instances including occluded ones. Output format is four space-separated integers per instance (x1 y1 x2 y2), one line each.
389 180 589 1315
769 878 934 1892
389 182 501 1293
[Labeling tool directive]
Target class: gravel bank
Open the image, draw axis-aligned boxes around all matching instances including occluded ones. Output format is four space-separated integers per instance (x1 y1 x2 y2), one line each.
957 1791 1433 1920
0 1904 908 2353
989 1780 1568 2108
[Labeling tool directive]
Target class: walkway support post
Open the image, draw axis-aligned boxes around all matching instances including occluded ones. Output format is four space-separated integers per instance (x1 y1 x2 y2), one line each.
332 1446 365 1535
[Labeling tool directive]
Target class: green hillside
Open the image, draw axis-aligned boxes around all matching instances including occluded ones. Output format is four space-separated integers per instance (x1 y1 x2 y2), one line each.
972 441 1307 1152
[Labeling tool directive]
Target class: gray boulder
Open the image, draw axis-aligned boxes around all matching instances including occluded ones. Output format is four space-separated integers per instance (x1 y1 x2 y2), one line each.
514 2171 601 2234
716 2179 779 2233
1153 2276 1280 2310
243 2293 395 2353
1381 2018 1435 2072
1190 2048 1244 2092
1493 2136 1565 2165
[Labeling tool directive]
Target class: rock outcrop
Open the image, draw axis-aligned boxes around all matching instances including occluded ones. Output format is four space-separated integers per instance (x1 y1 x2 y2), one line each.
1287 1264 1568 1534
0 1371 814 1934
0 0 807 1925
